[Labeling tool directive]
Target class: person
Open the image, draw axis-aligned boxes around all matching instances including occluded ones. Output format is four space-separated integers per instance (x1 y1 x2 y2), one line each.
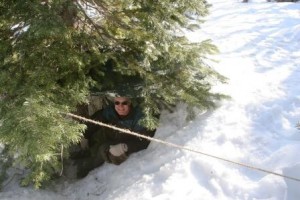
73 96 156 178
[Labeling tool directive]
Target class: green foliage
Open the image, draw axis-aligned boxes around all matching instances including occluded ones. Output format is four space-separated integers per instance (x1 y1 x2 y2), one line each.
0 146 13 190
0 0 226 187
0 97 85 188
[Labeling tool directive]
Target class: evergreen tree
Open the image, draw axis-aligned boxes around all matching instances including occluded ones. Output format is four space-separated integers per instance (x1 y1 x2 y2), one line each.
0 0 226 187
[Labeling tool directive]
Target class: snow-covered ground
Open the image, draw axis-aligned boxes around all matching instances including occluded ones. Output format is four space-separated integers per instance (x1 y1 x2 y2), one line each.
1 0 300 199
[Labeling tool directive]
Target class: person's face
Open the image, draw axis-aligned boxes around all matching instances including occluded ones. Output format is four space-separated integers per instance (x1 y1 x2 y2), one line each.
114 97 131 116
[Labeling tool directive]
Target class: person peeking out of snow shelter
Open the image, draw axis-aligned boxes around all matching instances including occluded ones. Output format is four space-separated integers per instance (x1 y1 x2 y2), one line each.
73 96 156 178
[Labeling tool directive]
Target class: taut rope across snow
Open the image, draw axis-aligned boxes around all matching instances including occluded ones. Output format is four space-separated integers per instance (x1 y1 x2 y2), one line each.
66 112 300 183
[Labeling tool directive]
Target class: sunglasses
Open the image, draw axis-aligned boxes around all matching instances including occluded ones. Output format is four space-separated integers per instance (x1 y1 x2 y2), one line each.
114 101 130 106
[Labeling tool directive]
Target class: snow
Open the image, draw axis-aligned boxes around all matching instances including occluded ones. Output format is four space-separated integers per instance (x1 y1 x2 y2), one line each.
1 0 300 199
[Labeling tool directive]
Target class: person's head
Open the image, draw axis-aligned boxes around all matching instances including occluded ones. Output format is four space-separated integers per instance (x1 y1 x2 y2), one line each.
113 97 131 117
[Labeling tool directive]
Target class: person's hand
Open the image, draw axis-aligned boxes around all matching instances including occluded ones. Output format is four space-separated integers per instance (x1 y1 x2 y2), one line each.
108 143 128 165
109 143 128 156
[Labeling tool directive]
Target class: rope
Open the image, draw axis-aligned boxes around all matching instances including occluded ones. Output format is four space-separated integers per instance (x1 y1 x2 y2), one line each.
66 112 300 183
